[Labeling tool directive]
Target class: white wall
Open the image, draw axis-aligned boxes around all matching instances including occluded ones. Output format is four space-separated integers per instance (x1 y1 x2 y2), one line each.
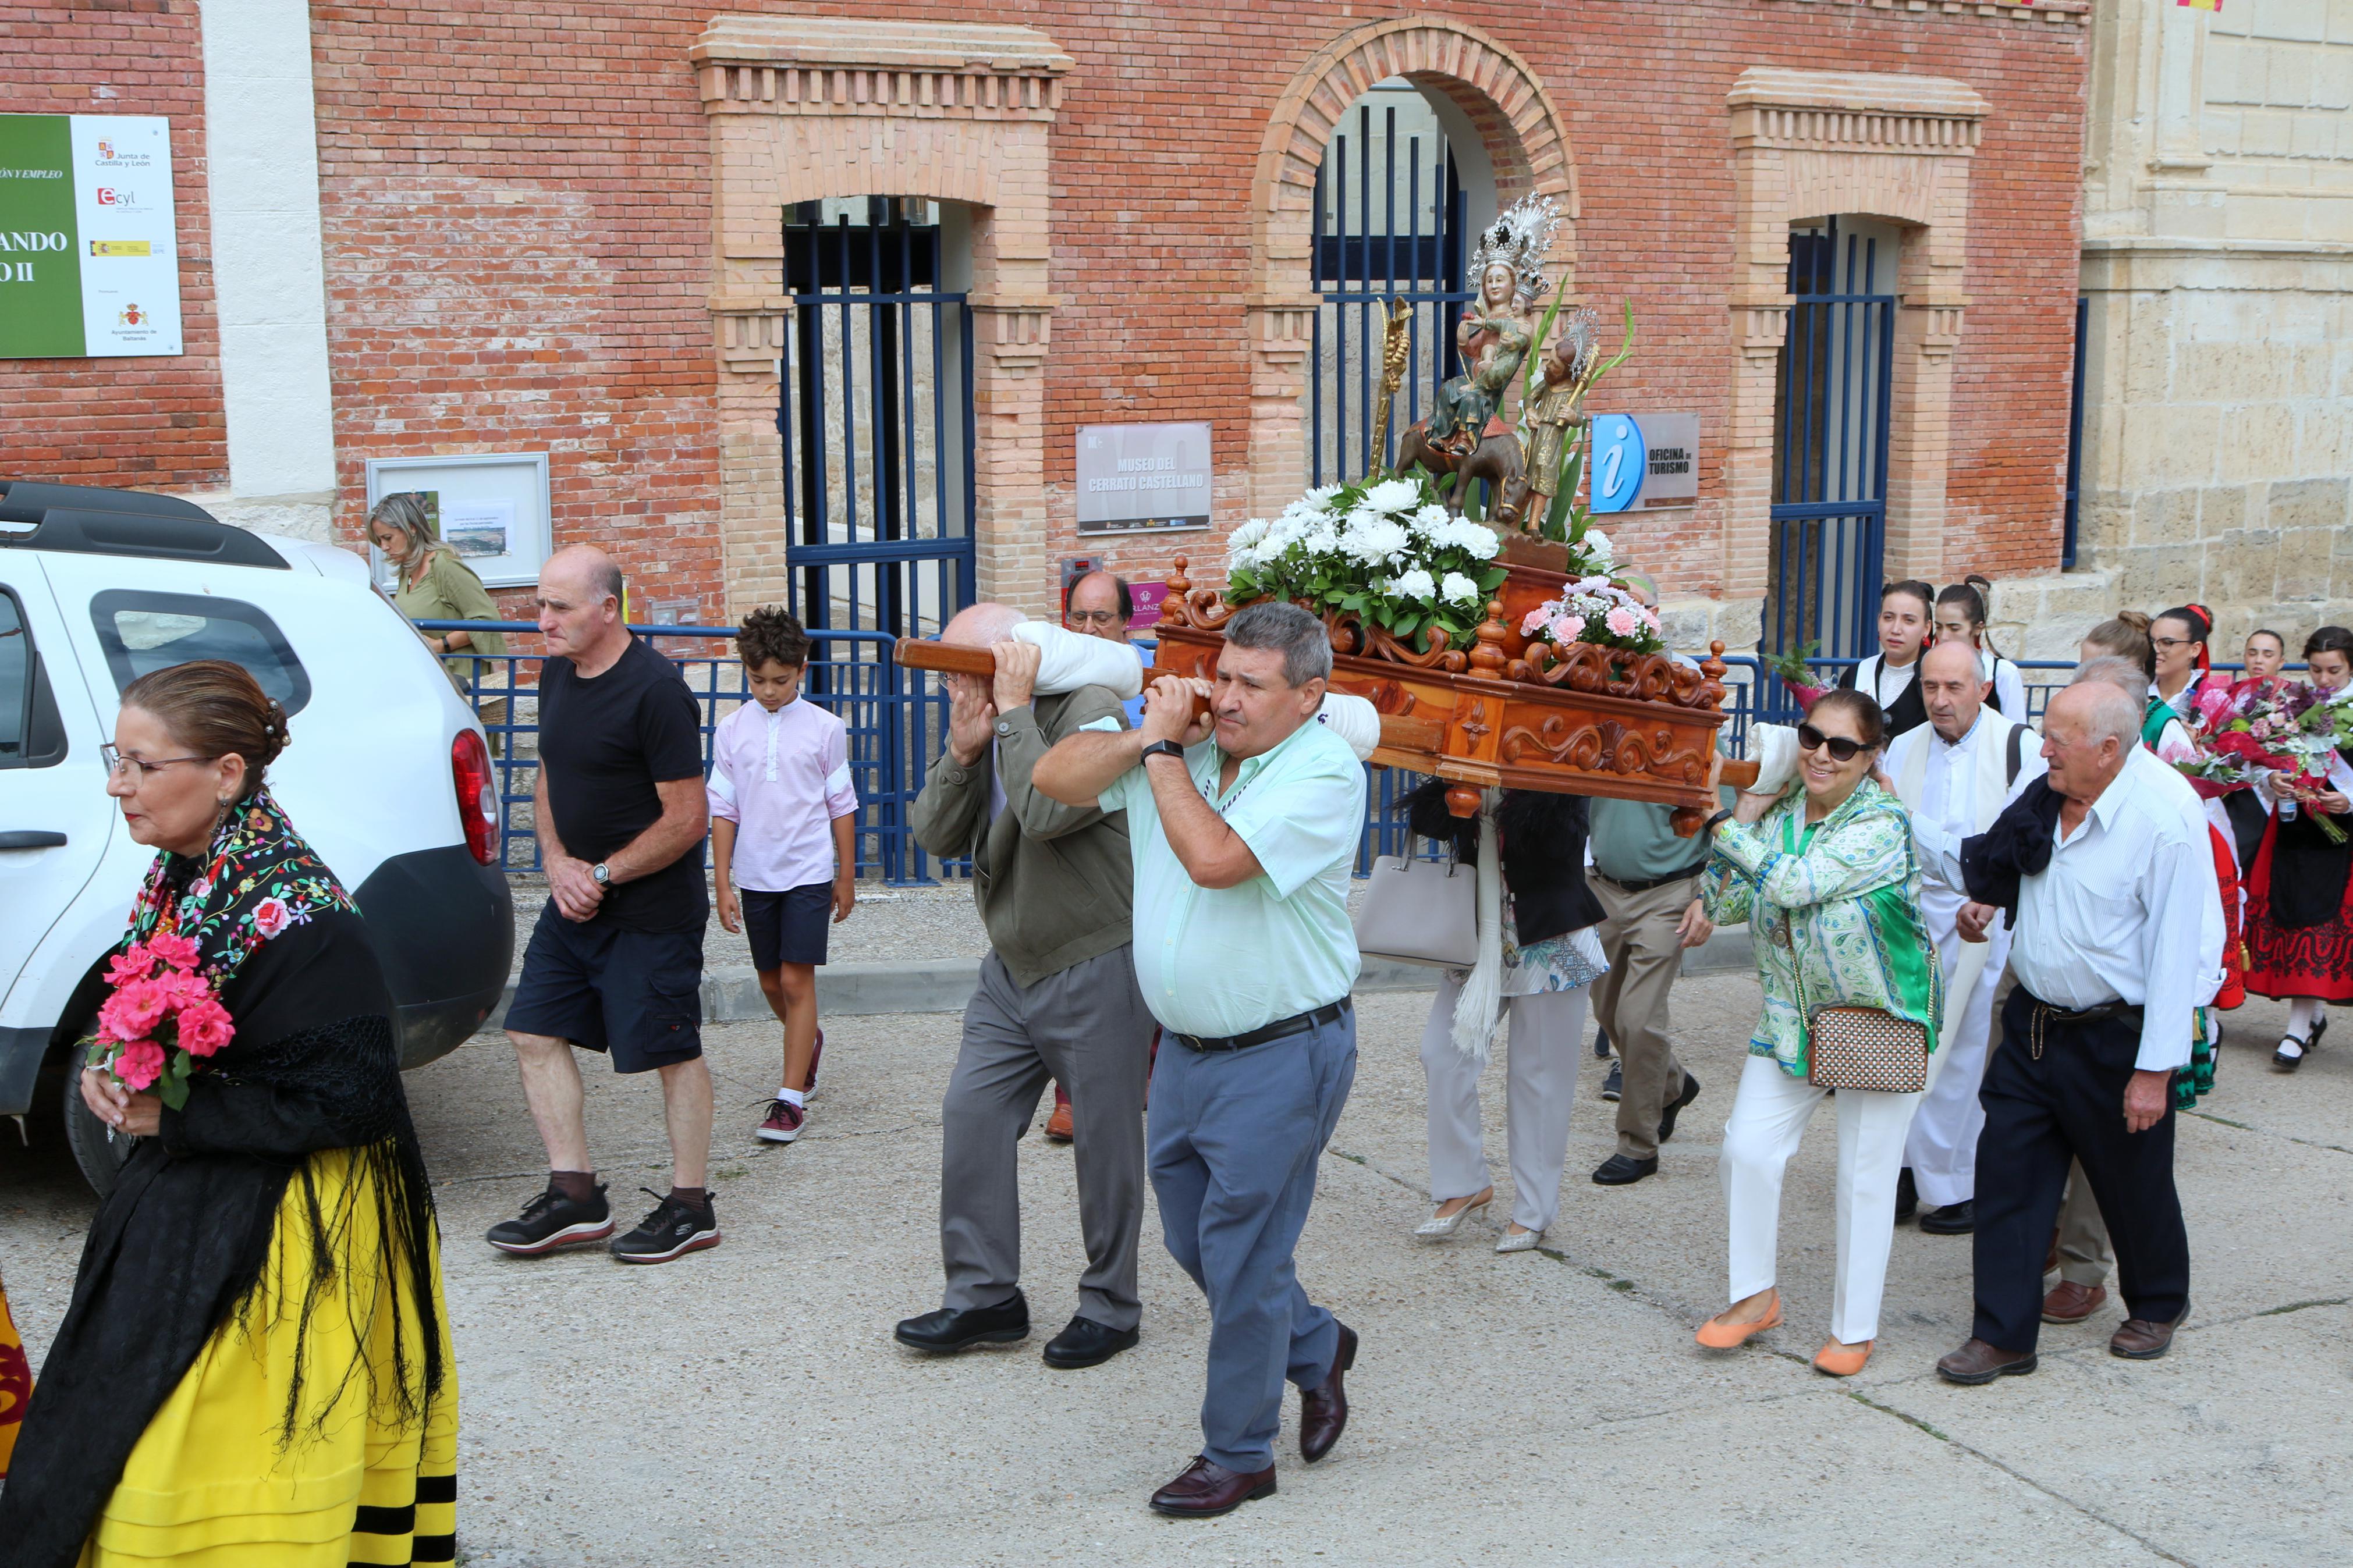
194 0 336 540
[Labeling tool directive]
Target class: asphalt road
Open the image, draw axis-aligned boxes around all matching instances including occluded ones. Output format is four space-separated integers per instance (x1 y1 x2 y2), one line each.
3 977 2347 1566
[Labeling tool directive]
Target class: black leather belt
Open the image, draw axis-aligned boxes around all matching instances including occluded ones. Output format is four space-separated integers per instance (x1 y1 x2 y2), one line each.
2020 991 2143 1059
1591 865 1705 897
1172 1000 1351 1054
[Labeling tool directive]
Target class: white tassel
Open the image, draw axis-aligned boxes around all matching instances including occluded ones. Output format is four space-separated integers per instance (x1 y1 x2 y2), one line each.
1450 791 1504 1061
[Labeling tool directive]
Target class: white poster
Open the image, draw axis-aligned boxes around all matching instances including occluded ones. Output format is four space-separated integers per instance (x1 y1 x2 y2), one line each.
68 116 183 357
440 497 515 561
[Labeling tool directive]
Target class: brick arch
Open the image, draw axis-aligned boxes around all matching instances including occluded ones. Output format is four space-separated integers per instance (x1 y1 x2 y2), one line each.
1241 18 1580 517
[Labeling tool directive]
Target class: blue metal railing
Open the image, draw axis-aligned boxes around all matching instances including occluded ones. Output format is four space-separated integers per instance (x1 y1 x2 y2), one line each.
421 624 2238 885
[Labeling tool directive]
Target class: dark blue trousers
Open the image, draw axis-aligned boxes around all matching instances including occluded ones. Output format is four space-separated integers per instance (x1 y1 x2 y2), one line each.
1147 1004 1355 1474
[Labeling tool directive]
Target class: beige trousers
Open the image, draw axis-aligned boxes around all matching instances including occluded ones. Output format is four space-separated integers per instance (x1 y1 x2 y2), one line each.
1588 870 1701 1160
2055 1158 2115 1287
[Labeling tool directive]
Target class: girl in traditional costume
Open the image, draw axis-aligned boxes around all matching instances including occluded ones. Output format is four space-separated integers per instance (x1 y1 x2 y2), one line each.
0 660 457 1567
1836 580 1936 739
2245 626 2353 1073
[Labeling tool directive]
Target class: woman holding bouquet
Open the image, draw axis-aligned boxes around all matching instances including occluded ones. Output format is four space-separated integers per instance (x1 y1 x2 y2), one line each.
0 660 456 1567
2245 627 2353 1072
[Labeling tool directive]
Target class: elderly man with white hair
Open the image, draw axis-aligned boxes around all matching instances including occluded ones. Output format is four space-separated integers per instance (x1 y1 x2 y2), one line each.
1936 678 2221 1384
894 600 1158 1373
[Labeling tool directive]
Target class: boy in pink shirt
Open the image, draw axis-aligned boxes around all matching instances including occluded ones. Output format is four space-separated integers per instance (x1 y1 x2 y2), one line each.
709 607 858 1142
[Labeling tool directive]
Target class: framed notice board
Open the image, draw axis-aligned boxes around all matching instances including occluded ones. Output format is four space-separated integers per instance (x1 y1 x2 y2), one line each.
364 453 552 591
0 115 184 358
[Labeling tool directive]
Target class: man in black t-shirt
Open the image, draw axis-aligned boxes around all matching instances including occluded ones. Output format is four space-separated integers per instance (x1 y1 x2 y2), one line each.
489 545 721 1265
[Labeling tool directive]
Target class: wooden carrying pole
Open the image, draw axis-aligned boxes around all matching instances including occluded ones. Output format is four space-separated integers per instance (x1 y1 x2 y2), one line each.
892 637 1450 755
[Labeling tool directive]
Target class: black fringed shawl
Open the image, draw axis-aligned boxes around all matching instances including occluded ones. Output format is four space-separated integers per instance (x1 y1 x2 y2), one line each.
0 792 446 1568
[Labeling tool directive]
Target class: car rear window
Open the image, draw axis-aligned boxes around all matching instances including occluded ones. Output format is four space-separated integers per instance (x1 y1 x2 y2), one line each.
89 591 313 716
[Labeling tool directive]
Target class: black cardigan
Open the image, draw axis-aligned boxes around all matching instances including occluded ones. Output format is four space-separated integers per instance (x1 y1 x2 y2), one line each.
1401 780 1605 947
1838 654 1929 739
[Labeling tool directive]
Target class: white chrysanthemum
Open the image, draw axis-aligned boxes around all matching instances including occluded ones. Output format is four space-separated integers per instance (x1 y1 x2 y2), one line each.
1443 520 1500 559
1412 503 1451 534
1362 477 1422 516
1299 521 1340 556
1341 515 1411 567
1583 527 1613 564
1393 567 1437 601
1440 571 1481 605
1302 484 1343 510
1225 519 1270 569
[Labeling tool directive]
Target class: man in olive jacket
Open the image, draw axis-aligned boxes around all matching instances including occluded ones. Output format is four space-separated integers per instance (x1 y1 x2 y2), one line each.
893 602 1154 1371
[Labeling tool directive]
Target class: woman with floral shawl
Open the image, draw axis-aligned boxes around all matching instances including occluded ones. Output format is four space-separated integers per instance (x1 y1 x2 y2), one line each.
1692 688 1942 1378
0 660 456 1567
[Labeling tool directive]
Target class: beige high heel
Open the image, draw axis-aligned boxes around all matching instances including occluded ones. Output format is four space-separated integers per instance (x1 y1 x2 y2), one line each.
1414 1189 1493 1240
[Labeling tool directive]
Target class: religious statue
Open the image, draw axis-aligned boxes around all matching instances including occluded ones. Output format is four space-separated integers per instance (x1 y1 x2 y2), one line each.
1513 305 1598 524
1395 196 1559 521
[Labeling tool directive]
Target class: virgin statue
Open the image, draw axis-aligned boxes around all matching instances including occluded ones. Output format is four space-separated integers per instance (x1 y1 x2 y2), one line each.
1427 197 1559 455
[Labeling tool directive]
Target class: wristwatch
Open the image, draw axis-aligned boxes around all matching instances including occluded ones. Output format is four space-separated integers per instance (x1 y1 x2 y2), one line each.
1701 808 1735 836
1140 739 1187 765
591 862 611 887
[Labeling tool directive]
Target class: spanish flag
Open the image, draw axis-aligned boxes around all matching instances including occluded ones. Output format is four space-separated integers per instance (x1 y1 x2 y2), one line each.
2178 0 2221 11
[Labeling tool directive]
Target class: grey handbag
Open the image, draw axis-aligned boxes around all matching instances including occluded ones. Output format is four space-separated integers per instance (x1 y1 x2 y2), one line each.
1351 854 1479 969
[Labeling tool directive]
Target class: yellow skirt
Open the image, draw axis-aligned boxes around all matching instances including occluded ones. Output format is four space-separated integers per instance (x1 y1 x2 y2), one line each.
80 1147 459 1567
1 1272 29 1478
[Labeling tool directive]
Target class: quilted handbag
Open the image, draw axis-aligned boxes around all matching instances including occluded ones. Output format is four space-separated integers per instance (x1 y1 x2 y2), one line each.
1351 854 1478 969
1805 1005 1929 1094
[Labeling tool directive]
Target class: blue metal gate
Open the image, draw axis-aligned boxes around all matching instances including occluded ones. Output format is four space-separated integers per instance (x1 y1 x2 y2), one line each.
1766 217 1896 671
782 198 976 881
1309 91 1470 484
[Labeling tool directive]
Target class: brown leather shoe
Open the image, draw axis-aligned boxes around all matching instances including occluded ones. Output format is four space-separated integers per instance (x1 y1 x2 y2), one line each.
1936 1338 2039 1385
2041 1280 2109 1324
1044 1096 1074 1144
2110 1302 2188 1360
1298 1322 1357 1463
1148 1456 1276 1517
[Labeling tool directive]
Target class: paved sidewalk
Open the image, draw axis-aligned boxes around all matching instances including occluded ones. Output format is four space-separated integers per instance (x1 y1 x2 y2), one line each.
2 979 2345 1565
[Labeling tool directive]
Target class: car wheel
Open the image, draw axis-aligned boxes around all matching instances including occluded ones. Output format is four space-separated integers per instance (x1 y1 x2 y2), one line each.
62 1058 135 1200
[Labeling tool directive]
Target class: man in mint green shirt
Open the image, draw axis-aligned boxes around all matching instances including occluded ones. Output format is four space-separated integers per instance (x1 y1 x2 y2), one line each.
1036 602 1365 1519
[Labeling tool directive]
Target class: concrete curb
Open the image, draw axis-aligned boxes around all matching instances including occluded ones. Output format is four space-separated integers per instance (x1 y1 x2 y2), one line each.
483 926 1757 1030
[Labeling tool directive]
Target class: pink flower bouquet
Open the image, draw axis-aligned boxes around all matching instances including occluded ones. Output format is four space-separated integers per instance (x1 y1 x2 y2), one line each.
1518 575 1665 657
87 931 236 1110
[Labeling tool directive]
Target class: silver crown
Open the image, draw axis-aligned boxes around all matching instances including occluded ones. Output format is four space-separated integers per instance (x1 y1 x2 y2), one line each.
1468 195 1561 313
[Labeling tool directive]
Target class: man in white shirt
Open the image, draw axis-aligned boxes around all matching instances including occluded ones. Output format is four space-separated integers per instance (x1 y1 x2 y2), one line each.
1936 682 2220 1384
1883 642 2046 1235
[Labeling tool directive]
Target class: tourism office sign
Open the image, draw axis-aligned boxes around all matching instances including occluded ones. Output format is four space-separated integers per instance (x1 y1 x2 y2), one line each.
0 115 183 359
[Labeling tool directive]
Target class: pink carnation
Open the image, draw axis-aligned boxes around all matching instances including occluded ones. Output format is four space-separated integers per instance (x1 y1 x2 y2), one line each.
105 943 154 987
1549 614 1585 645
112 1039 166 1092
252 898 292 940
1520 609 1547 636
98 978 172 1043
175 998 235 1058
1605 606 1642 638
147 931 201 972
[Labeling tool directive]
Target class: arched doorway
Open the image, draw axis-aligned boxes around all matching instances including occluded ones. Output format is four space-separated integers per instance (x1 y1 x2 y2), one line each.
1244 19 1577 518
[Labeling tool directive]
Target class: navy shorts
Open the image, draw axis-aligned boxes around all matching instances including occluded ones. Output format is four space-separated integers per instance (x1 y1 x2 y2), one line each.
741 881 833 972
505 902 704 1073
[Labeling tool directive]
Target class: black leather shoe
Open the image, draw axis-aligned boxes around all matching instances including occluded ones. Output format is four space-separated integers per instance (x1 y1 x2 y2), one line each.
1149 1456 1276 1517
1919 1200 1975 1235
1592 1153 1658 1186
894 1290 1029 1353
1658 1072 1701 1143
1298 1322 1355 1462
1042 1314 1138 1369
1895 1167 1918 1222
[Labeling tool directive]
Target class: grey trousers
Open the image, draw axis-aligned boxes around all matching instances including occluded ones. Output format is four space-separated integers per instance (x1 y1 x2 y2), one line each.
940 945 1154 1330
1149 1003 1357 1475
1589 872 1700 1160
1421 977 1588 1233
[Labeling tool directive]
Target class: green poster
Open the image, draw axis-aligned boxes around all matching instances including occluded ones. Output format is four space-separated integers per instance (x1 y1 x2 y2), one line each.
0 114 86 358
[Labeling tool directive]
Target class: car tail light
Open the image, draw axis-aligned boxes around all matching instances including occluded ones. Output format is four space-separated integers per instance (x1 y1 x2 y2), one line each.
452 728 499 866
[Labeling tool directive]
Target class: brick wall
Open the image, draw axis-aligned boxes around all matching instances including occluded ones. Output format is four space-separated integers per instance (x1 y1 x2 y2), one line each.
24 0 2089 627
3 1 224 493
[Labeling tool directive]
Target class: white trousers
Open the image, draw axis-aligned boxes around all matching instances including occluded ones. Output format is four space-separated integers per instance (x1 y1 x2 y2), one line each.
1903 904 2009 1209
1420 976 1587 1234
1721 1054 1922 1344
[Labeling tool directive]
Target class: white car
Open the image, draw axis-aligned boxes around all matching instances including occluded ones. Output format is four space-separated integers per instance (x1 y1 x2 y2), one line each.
1 481 513 1191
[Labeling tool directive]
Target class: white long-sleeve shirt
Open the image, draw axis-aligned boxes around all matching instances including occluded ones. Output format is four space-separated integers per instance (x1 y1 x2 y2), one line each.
2003 746 2224 1072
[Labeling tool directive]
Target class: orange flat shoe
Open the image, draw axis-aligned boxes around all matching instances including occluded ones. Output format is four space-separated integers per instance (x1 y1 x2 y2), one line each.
1813 1339 1873 1377
1695 1298 1783 1350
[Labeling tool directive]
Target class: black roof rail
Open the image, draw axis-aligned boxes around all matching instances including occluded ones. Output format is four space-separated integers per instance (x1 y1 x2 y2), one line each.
0 482 288 570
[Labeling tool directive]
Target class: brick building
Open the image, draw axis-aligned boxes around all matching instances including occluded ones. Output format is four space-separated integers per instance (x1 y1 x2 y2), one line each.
8 0 2093 658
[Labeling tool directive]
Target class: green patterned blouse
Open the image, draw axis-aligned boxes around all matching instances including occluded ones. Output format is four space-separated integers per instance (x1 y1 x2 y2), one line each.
1701 778 1943 1080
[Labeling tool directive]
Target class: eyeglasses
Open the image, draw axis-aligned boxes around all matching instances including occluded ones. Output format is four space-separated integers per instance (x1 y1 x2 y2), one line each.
100 744 215 781
2151 637 2192 650
1795 723 1867 763
1066 610 1124 630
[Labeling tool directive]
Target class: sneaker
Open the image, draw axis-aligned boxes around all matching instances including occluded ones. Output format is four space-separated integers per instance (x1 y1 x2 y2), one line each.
486 1179 613 1256
610 1188 721 1264
1601 1061 1623 1102
756 1097 806 1143
1592 1025 1613 1061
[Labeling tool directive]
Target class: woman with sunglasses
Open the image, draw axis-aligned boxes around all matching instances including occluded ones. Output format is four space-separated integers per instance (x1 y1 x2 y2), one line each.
1692 688 1942 1378
1835 581 1936 739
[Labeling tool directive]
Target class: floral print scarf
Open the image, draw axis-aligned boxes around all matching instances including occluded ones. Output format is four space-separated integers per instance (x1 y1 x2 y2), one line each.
123 786 357 995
